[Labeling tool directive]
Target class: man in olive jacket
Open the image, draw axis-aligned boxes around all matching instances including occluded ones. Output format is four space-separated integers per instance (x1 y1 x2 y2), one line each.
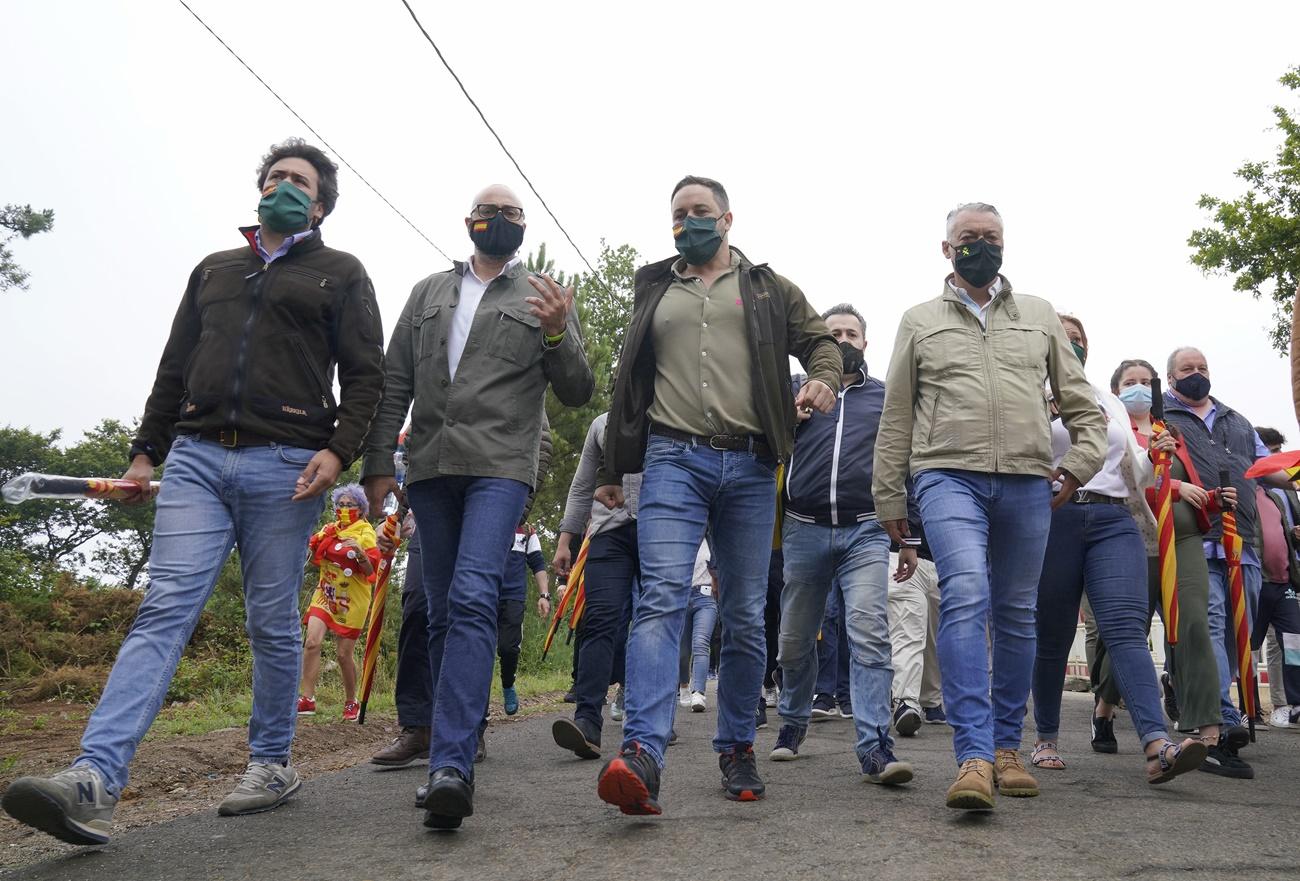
362 184 592 831
593 175 841 816
873 202 1105 811
3 139 386 846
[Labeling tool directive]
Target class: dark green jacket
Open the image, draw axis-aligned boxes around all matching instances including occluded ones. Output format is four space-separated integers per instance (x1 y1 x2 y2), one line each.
598 250 841 484
361 260 592 488
131 228 386 466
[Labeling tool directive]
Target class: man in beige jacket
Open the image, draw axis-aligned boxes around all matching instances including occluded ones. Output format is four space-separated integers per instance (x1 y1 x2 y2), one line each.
872 202 1106 811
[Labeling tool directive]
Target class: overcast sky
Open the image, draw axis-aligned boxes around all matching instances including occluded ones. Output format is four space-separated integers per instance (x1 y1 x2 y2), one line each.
4 1 1300 453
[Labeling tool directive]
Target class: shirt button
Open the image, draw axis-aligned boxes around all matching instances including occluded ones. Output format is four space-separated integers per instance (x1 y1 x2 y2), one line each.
702 381 709 388
702 350 707 357
702 322 708 328
440 379 448 387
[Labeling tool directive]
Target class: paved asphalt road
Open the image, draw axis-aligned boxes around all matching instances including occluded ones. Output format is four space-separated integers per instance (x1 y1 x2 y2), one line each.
9 691 1300 881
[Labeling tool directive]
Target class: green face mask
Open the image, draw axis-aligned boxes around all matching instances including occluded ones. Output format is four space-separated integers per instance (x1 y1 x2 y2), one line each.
1071 342 1087 366
258 181 313 233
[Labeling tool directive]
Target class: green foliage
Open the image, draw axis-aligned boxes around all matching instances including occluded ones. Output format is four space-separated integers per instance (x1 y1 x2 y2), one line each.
0 203 55 292
1189 66 1300 352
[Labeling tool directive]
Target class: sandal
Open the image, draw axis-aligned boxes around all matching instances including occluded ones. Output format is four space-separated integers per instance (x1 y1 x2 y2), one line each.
1031 742 1066 770
1146 737 1209 784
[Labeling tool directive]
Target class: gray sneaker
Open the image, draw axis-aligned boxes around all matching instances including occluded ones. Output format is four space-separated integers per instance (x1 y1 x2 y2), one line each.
2 764 116 845
609 685 626 722
217 763 301 816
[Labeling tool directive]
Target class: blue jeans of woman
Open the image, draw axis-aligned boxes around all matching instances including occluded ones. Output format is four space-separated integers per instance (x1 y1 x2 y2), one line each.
681 586 718 694
1033 501 1170 747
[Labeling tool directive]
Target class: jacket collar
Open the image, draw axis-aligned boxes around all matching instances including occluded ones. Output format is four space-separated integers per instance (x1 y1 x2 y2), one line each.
238 225 324 258
641 246 760 286
452 256 526 281
940 273 1018 320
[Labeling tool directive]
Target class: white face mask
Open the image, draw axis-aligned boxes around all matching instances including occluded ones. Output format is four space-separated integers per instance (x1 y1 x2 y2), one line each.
1118 383 1152 415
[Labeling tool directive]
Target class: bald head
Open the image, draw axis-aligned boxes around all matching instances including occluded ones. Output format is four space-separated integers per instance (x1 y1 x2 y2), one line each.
469 184 522 214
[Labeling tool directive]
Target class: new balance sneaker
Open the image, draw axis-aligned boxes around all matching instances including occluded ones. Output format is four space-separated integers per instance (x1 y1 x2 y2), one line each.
810 693 837 721
755 702 768 730
691 691 707 713
609 685 625 722
2 764 116 845
893 702 922 737
769 724 806 761
719 746 765 801
217 763 301 816
861 746 914 786
1160 671 1180 722
597 743 662 816
503 686 519 716
763 685 779 708
342 700 360 722
678 686 691 708
552 717 602 760
371 726 430 768
296 695 316 716
923 705 948 725
1199 741 1254 779
1090 711 1118 754
423 767 473 830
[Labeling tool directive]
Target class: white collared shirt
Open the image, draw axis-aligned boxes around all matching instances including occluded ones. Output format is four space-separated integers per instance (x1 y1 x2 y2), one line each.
448 254 520 380
947 276 1004 329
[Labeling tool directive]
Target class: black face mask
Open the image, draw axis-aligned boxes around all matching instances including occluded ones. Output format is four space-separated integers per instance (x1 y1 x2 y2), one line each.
839 341 865 375
951 238 1003 288
1174 372 1211 402
468 213 525 257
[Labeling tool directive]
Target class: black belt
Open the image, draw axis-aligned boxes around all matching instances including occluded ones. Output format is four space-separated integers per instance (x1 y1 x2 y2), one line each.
1071 489 1125 505
650 423 771 458
198 428 278 448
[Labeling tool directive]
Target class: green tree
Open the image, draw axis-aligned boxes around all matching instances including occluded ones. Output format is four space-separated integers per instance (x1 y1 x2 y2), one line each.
1189 66 1300 352
1 203 55 292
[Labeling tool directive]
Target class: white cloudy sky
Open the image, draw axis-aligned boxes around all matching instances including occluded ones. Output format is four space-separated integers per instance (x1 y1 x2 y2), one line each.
4 1 1300 450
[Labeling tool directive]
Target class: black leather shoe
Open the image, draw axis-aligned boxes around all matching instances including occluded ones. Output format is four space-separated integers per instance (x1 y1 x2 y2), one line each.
552 717 602 759
423 767 473 830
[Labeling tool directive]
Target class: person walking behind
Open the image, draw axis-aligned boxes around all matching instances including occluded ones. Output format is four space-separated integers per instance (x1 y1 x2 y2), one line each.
1029 317 1207 783
680 541 719 712
873 202 1107 811
497 522 549 716
361 184 592 830
888 517 945 734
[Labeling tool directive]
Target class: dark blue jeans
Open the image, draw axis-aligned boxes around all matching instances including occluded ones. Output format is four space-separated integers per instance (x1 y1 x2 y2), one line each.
1033 502 1169 747
574 522 638 733
814 586 852 705
394 534 433 729
407 476 530 778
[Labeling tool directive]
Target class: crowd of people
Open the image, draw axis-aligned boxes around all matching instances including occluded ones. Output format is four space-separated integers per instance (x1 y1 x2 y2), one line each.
3 137 1299 844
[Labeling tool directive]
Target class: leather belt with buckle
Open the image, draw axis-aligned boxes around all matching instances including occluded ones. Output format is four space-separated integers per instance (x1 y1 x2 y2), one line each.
199 429 277 448
1071 489 1125 505
650 423 772 458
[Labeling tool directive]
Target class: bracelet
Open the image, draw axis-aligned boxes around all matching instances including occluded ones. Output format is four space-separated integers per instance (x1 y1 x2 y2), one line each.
543 329 566 347
539 593 551 600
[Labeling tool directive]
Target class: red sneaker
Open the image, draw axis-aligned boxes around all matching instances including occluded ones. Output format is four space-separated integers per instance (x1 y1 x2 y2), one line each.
342 701 360 722
297 695 316 716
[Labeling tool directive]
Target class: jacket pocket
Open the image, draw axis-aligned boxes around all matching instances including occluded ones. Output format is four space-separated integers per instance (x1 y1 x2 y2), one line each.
413 304 441 363
491 304 542 366
196 261 246 312
990 325 1049 368
290 334 335 411
915 325 974 376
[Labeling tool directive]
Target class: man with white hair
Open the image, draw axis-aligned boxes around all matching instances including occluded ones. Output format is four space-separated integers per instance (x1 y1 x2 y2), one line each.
873 202 1106 810
361 184 593 830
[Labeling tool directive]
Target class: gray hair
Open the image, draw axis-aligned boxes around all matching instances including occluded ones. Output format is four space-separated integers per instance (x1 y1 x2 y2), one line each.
822 303 866 335
1166 346 1204 376
946 202 1002 240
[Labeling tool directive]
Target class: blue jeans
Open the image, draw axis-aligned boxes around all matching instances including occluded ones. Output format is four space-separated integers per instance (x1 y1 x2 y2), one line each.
913 469 1052 765
1207 558 1263 725
777 518 895 766
573 522 638 733
394 533 434 729
622 436 777 766
1033 502 1169 746
406 476 530 778
686 587 719 694
814 588 852 705
76 435 323 795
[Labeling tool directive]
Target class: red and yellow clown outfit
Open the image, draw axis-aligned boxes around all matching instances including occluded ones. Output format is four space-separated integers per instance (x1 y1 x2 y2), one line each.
303 508 381 639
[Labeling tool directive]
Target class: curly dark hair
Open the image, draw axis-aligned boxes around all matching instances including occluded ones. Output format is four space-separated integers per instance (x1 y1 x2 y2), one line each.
255 138 339 224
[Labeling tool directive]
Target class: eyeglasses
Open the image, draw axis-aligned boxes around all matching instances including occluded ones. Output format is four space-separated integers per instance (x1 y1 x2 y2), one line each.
472 203 524 222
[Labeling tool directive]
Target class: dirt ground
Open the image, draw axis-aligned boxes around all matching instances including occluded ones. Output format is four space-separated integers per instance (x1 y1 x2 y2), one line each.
0 693 562 872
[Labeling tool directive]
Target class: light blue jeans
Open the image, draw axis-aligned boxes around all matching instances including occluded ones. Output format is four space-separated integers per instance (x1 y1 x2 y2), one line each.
76 435 324 795
913 469 1052 765
685 586 719 694
1206 558 1263 725
777 517 894 767
621 435 777 767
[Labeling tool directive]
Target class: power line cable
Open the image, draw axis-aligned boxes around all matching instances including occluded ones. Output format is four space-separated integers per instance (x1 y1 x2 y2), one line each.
396 0 605 284
175 0 453 263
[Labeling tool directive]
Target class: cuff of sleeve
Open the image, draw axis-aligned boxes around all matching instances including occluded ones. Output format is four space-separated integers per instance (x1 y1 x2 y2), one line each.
874 499 909 523
359 453 397 481
129 440 162 468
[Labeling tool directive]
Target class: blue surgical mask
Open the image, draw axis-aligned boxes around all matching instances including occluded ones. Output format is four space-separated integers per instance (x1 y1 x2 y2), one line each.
1118 383 1152 416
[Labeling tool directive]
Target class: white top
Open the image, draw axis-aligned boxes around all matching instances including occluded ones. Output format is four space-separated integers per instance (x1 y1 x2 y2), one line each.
511 531 542 556
448 255 520 380
692 542 712 588
947 276 1004 329
1051 384 1153 498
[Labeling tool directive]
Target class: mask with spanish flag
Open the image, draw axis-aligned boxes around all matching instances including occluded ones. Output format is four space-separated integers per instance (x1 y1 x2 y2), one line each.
335 506 360 526
469 213 524 257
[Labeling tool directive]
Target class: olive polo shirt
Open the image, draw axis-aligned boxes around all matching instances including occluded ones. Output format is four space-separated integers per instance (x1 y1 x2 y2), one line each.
646 249 762 437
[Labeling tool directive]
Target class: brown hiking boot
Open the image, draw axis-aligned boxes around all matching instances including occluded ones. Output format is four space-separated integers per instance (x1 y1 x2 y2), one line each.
945 758 995 810
371 726 430 768
993 748 1039 797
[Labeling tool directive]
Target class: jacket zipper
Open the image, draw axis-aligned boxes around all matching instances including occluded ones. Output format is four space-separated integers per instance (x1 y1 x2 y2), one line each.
230 263 271 426
828 372 865 526
979 303 1001 472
